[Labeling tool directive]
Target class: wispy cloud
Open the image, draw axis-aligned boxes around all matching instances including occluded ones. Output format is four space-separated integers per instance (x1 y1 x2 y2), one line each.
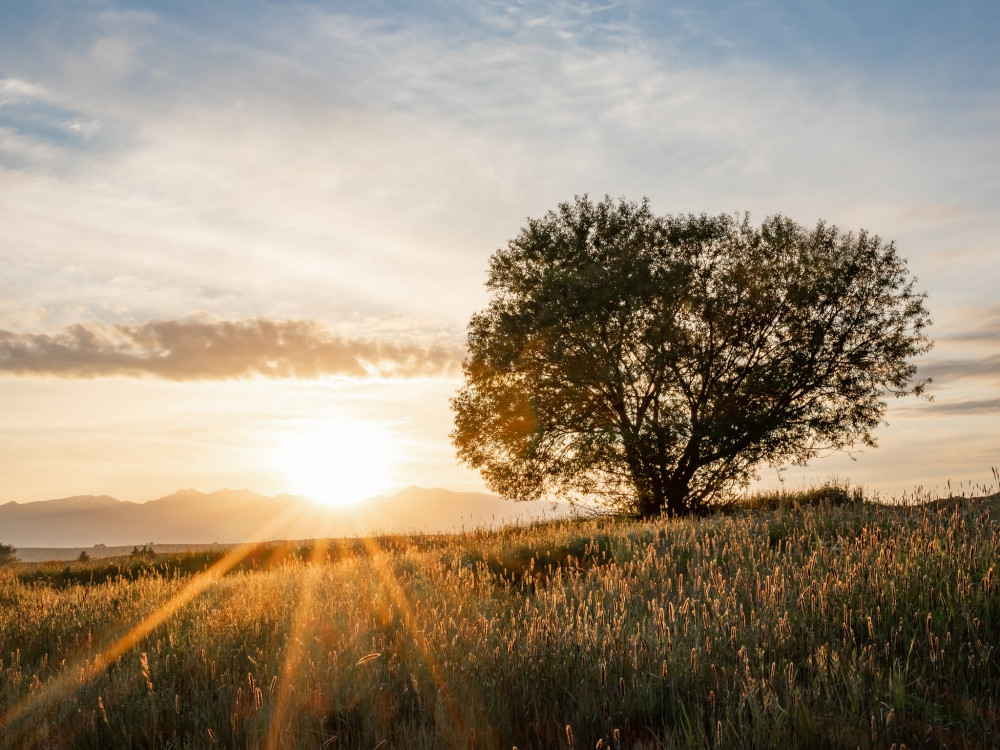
0 77 47 103
919 354 1000 385
1 3 997 330
916 397 1000 416
0 75 119 177
0 1 998 499
0 318 463 380
938 307 1000 343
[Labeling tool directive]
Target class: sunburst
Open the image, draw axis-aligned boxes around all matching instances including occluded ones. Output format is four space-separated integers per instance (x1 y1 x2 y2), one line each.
270 418 399 507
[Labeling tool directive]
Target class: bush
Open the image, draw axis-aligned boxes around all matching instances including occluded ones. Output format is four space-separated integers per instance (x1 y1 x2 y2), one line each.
730 481 865 512
131 544 156 560
0 542 18 565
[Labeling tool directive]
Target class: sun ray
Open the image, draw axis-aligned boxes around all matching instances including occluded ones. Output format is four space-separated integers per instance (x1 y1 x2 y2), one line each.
351 532 494 747
265 537 331 749
0 494 494 748
0 501 327 747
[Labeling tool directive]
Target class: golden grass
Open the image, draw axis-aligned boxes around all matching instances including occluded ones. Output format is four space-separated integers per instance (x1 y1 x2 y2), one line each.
1 493 999 748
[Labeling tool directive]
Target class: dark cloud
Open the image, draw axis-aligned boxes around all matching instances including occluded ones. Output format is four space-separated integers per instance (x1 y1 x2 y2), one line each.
0 318 464 380
904 397 1000 416
919 353 1000 385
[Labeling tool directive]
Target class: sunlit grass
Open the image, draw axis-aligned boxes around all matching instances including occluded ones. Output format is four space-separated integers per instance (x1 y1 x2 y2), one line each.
1 491 999 748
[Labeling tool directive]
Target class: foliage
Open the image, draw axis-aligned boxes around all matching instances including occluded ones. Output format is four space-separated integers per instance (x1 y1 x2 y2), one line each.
452 195 932 516
76 550 91 563
726 479 867 512
130 544 156 561
2 494 999 749
0 543 17 566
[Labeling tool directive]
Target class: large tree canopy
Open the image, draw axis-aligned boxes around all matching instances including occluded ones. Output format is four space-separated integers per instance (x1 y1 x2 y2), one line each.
451 196 932 517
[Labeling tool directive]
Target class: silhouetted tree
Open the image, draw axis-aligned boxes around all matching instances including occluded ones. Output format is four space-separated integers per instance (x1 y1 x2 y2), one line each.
452 196 932 517
131 544 156 561
77 550 91 563
0 543 18 565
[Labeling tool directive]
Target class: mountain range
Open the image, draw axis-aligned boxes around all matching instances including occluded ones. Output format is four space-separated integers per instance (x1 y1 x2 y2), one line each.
0 486 571 549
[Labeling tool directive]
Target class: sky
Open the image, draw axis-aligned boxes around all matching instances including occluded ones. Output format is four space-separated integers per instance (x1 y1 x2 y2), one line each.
0 0 998 506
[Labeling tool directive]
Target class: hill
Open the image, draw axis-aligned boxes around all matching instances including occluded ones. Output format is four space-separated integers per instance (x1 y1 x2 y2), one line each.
2 494 998 748
0 486 570 548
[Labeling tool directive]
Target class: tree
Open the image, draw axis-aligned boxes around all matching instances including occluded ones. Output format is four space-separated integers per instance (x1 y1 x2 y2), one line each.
77 550 91 563
0 543 17 566
451 196 932 517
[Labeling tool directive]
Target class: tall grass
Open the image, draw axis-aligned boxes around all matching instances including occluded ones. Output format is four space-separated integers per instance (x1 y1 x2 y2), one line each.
1 494 998 748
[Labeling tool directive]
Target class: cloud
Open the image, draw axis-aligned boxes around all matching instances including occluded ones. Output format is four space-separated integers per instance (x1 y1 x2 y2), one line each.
919 354 1000 385
916 397 1000 416
1 3 998 332
0 318 464 381
0 77 47 103
939 307 1000 343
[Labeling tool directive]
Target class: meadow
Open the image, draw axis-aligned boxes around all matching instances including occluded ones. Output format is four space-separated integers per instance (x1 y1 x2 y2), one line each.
1 488 999 749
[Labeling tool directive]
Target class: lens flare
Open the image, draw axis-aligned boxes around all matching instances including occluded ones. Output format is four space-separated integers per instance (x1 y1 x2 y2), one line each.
270 418 398 507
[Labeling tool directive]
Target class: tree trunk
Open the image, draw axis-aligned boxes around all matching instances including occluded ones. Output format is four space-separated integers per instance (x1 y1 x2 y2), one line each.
662 479 690 517
626 436 697 518
632 476 692 518
633 478 664 519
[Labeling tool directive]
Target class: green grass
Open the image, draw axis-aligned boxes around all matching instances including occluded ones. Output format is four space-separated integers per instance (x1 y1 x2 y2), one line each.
2 492 999 749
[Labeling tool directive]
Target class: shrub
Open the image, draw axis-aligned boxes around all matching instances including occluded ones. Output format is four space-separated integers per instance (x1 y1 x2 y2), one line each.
0 542 17 565
730 480 866 512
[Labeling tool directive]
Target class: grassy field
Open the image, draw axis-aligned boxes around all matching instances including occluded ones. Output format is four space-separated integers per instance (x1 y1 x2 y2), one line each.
1 490 999 749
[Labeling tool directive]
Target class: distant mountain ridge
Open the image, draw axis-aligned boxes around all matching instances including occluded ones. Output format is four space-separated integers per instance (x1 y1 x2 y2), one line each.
0 487 570 548
1 494 123 514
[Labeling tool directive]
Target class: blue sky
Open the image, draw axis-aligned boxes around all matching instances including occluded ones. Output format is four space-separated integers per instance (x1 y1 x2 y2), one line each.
0 1 998 503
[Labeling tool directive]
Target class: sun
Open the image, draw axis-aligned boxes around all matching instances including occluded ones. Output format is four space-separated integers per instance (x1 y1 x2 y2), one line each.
270 418 399 507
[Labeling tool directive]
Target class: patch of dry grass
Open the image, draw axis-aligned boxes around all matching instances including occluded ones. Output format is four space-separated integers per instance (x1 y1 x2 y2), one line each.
1 494 999 749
